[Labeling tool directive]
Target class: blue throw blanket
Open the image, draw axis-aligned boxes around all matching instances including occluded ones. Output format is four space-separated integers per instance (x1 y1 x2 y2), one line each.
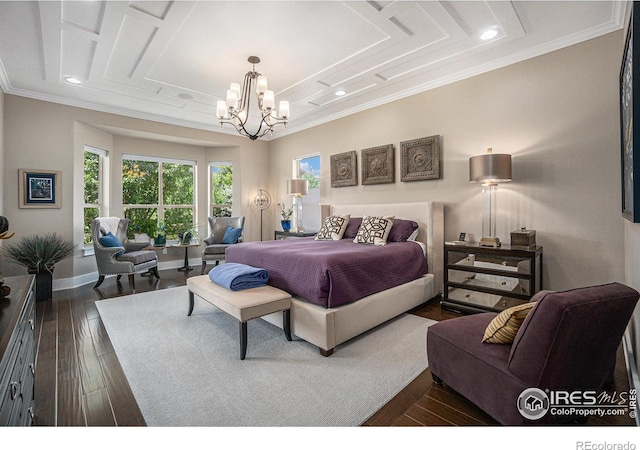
208 263 269 291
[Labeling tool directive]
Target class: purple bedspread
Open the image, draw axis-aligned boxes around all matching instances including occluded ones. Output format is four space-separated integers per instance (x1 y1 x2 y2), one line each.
225 238 427 308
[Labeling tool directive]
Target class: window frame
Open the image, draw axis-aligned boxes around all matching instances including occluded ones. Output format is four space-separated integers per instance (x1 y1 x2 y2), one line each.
292 153 321 232
122 154 197 239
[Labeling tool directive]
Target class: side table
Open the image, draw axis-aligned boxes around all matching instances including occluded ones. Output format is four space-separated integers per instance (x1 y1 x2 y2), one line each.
171 243 200 271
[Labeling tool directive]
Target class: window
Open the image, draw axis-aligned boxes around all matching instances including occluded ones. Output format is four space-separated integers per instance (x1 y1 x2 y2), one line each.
122 155 195 240
83 146 107 244
293 154 320 231
210 162 233 217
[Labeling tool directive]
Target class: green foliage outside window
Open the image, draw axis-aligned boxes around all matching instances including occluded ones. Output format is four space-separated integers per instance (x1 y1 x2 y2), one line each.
211 164 232 217
83 152 100 244
123 159 195 240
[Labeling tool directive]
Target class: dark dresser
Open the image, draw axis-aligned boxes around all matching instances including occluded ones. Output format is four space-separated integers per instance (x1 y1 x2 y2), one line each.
0 275 36 426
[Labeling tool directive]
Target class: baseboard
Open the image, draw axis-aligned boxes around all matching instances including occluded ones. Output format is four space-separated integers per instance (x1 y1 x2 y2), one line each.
623 329 640 426
52 257 203 291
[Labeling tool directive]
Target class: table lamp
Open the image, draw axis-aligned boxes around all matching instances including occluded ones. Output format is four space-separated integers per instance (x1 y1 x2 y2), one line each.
287 179 308 232
469 148 512 247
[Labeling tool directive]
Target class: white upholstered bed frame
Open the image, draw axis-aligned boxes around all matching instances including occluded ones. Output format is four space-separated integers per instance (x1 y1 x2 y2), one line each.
261 201 444 356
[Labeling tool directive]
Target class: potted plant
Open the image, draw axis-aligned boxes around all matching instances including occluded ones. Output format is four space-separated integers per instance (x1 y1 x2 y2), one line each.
178 224 201 245
277 203 293 232
1 233 75 302
155 222 167 246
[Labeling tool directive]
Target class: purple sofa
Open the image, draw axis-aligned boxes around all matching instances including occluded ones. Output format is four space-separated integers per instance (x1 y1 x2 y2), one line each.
426 282 639 425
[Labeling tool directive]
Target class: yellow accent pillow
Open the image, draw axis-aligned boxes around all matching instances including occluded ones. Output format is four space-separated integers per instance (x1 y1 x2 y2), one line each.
482 302 536 344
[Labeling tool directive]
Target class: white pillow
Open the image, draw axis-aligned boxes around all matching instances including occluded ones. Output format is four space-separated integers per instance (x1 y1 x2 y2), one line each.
315 214 351 240
353 215 395 246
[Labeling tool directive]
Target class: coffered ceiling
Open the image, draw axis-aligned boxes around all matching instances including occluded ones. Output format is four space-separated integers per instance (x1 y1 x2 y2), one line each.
0 1 627 141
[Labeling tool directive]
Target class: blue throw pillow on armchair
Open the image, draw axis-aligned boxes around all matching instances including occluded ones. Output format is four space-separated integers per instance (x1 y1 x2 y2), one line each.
99 232 125 256
221 226 243 244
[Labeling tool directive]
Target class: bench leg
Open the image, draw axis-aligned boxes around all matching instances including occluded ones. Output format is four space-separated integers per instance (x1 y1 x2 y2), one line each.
240 321 248 360
187 291 195 316
283 309 292 341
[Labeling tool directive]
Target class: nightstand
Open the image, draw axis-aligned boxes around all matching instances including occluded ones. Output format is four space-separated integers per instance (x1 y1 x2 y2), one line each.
442 242 543 314
274 231 317 240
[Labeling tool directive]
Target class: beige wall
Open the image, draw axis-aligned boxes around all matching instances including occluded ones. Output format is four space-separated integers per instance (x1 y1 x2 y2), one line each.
2 95 268 285
269 31 624 292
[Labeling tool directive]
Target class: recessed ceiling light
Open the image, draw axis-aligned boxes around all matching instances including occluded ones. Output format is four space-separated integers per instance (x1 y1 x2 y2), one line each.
335 90 346 96
480 29 499 41
65 77 82 84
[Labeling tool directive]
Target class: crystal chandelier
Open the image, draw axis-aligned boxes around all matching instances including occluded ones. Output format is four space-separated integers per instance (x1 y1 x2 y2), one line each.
216 56 290 141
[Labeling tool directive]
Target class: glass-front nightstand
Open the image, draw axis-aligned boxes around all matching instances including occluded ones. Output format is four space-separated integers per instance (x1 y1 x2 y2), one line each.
442 242 543 314
274 231 317 240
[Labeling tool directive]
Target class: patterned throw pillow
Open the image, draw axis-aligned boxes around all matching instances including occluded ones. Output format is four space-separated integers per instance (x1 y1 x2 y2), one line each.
353 215 395 246
315 214 351 240
482 302 537 344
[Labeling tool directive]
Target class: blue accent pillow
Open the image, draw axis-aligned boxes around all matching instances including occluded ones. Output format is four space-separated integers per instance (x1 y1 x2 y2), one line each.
221 226 243 244
99 232 124 256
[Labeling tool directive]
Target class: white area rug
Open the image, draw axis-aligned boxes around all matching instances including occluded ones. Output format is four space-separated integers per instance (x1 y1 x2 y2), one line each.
95 285 437 427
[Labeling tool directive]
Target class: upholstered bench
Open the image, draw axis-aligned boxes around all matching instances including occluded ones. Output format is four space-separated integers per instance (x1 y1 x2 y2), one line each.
186 275 292 360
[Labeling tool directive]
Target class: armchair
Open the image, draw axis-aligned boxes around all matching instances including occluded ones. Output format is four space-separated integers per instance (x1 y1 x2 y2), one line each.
91 217 159 290
427 282 639 425
201 216 245 274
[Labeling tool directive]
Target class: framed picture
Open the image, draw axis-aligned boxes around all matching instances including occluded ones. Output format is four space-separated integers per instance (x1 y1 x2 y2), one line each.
400 135 441 182
361 144 394 185
330 150 358 187
19 169 61 208
621 4 640 222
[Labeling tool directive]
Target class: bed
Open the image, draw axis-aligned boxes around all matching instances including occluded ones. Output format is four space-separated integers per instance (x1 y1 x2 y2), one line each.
226 201 444 356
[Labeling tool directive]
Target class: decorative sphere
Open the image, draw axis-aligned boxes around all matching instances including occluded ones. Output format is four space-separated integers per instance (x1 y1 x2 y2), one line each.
0 216 8 234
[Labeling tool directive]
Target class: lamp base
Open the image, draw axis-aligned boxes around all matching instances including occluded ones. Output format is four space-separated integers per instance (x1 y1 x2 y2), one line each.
479 237 501 248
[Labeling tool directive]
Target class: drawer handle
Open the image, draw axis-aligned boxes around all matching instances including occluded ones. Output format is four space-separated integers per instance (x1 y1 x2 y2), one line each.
29 363 35 375
501 281 507 286
28 319 34 330
10 381 19 400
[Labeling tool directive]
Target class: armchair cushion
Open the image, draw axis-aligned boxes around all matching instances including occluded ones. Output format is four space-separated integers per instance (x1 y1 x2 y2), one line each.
482 302 536 344
99 232 125 256
203 244 230 256
116 250 157 265
221 226 243 244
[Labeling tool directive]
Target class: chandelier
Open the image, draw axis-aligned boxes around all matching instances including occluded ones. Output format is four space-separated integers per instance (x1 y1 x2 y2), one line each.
216 56 290 141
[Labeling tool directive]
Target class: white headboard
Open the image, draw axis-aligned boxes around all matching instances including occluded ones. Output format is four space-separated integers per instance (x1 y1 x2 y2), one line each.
320 202 444 295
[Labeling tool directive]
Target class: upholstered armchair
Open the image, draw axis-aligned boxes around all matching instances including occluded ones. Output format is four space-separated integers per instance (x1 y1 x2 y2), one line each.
201 216 245 274
427 283 639 425
91 217 159 290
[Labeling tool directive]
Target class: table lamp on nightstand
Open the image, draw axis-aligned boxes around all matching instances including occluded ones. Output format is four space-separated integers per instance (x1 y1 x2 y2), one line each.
469 148 512 247
287 179 308 232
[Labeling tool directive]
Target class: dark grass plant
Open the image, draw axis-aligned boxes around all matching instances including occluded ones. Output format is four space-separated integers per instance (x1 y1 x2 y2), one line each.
1 233 75 272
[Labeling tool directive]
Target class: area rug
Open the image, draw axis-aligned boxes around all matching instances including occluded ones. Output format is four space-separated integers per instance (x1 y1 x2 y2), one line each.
95 285 437 427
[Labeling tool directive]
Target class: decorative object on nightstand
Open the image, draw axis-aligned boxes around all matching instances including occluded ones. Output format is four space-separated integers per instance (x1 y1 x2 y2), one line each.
277 202 293 231
287 179 308 232
510 227 537 249
469 148 512 247
442 242 543 314
253 188 271 241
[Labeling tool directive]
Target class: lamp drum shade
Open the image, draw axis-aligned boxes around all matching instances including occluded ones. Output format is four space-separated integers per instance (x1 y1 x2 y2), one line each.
469 153 512 184
287 179 309 195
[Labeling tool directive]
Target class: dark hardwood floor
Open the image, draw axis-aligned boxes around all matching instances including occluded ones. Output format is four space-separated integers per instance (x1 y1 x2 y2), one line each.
32 268 634 427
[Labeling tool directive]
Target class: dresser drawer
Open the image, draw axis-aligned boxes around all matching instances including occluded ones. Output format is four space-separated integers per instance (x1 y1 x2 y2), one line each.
0 275 36 426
